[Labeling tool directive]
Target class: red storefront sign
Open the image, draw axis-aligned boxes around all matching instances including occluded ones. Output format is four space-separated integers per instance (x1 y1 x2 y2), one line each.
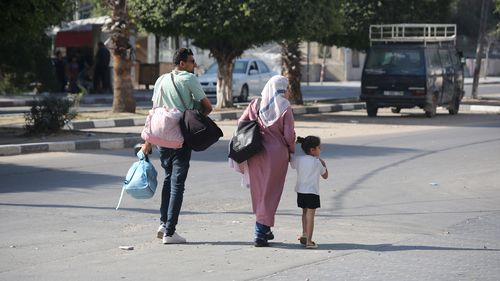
55 31 93 48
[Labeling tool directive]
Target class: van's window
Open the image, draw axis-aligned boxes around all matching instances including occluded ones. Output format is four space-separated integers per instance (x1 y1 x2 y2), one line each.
365 49 424 75
427 49 441 69
439 50 452 68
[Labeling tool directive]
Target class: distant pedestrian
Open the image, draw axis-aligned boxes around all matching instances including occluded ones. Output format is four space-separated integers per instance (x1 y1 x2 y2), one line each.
67 56 80 93
141 47 213 244
291 135 328 249
53 51 66 93
93 42 111 93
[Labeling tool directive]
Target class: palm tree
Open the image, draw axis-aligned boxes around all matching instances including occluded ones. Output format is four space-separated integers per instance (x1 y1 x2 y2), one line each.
105 0 136 112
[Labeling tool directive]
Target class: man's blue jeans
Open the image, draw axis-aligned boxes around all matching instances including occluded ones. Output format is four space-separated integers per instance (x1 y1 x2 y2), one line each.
159 146 191 236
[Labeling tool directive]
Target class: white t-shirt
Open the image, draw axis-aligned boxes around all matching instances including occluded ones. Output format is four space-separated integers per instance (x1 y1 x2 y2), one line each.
290 155 327 195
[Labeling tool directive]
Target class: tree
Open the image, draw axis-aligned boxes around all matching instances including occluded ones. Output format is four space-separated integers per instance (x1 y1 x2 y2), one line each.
272 0 343 105
471 0 492 99
129 0 275 109
330 0 454 51
0 0 70 94
104 0 136 113
275 0 453 104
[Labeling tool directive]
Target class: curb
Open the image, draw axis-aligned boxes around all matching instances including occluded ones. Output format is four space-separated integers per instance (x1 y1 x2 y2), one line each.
1 102 499 157
0 136 143 156
1 78 500 108
0 103 364 156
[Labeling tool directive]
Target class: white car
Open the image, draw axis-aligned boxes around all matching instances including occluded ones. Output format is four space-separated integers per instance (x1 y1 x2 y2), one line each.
198 58 277 102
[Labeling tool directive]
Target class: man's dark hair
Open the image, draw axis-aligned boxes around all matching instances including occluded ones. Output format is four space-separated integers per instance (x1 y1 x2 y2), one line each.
173 48 193 65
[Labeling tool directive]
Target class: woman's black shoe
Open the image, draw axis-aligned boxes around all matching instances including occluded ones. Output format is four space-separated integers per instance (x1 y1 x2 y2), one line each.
254 238 269 247
265 231 274 241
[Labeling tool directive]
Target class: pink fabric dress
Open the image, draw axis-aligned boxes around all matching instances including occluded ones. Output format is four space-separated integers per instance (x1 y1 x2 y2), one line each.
239 99 296 226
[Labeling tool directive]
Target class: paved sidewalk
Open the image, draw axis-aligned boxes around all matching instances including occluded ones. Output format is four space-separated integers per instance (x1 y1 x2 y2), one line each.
0 103 365 156
2 100 500 157
1 76 499 156
1 77 499 108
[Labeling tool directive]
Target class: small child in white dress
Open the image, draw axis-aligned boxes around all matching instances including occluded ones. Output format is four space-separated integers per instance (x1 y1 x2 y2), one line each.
290 136 328 249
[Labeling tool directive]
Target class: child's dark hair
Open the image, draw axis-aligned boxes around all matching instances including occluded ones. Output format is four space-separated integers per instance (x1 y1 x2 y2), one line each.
297 136 321 154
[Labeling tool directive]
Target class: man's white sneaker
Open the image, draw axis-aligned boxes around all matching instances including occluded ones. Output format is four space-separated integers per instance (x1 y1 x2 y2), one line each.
157 224 166 239
163 232 187 244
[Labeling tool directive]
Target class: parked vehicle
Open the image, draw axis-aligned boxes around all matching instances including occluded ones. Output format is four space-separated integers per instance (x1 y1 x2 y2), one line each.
198 58 277 102
360 24 465 117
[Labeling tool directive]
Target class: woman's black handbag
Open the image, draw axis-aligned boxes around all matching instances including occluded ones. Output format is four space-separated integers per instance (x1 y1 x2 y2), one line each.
171 74 223 151
228 99 262 163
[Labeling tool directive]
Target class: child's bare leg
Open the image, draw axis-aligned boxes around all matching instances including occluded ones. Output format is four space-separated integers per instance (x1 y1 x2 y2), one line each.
302 208 307 236
305 208 316 245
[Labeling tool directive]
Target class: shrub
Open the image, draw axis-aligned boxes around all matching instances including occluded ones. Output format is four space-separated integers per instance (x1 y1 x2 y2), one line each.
24 95 76 134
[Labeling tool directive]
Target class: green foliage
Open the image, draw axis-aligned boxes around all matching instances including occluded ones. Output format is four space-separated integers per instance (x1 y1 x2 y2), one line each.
0 73 22 96
24 96 76 135
268 0 343 44
332 0 455 50
0 0 69 93
453 0 499 40
129 0 274 52
497 0 500 30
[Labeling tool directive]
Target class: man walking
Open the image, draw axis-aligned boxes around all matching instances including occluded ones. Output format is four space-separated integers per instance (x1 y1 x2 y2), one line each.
142 48 212 244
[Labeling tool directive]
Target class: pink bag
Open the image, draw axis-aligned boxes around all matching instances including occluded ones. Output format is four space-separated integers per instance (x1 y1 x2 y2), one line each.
141 106 184 148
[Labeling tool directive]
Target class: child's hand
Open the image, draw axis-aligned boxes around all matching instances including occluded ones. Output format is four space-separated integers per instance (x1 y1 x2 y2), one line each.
319 158 328 179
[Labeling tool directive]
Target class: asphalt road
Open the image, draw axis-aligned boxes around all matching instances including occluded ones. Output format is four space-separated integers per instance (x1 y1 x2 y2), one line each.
1 110 499 280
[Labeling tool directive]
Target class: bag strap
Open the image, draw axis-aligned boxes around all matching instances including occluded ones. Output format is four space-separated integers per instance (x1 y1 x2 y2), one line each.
253 98 261 121
170 73 189 110
153 75 168 108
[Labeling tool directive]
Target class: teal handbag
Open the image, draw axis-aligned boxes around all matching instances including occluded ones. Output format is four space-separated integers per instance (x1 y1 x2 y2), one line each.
116 150 158 209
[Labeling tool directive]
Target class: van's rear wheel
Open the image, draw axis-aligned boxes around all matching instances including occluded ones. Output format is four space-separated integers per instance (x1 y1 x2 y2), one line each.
425 94 437 118
391 107 401 114
448 94 460 115
366 102 378 117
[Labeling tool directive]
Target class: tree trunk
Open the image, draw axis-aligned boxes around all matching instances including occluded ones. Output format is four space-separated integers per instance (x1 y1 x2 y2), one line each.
112 54 135 112
471 0 490 99
106 0 136 113
211 48 242 109
214 56 234 109
280 40 303 105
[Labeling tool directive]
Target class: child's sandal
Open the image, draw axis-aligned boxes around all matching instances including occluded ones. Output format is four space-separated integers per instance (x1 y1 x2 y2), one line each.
306 241 318 249
297 235 307 245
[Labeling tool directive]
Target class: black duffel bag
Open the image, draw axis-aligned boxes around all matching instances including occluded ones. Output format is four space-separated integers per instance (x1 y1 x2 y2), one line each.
228 99 262 163
171 73 223 151
181 109 223 151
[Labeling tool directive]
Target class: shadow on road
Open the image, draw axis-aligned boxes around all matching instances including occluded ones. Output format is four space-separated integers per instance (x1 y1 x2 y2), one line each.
295 111 500 129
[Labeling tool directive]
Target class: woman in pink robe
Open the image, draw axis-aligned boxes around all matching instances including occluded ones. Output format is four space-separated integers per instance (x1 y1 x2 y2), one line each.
238 75 296 247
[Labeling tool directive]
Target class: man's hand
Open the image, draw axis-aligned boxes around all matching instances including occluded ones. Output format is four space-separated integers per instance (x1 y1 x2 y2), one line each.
199 97 213 116
141 142 152 155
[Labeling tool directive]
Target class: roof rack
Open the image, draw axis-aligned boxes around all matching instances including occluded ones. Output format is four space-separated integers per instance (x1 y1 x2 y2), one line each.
369 24 456 46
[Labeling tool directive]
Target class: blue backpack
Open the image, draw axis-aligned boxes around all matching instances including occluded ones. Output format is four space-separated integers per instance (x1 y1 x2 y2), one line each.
116 150 158 210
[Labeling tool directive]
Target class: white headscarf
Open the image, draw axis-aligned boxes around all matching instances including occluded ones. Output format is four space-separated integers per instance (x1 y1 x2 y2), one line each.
258 75 290 127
